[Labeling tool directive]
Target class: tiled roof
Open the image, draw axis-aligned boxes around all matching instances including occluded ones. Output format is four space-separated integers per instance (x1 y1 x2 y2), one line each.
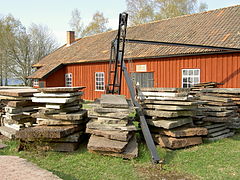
29 5 240 79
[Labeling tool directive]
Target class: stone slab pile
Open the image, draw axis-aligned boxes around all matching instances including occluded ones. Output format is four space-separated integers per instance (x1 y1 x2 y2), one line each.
139 87 207 149
197 88 240 140
16 87 88 152
86 94 138 159
0 88 39 139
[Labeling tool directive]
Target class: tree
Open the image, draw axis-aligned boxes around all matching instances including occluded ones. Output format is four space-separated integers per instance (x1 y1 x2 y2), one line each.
126 0 208 25
69 9 84 38
82 11 111 37
0 15 58 86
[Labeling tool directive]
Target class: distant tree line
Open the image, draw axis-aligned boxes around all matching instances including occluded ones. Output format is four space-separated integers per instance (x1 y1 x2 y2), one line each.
0 15 58 86
69 0 207 37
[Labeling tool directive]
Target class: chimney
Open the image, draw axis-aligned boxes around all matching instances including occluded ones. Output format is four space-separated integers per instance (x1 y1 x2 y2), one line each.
67 31 75 46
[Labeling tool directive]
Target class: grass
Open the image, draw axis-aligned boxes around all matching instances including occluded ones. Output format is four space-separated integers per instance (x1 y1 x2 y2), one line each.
1 131 240 180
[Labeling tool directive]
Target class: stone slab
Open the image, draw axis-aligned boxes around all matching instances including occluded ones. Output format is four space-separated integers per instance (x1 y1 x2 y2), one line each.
151 127 208 137
89 136 138 159
36 118 85 126
153 134 202 149
5 106 38 114
201 88 240 94
86 121 137 131
32 110 87 120
0 143 7 149
0 126 17 139
203 132 235 141
38 106 80 115
86 128 132 141
0 88 38 97
38 86 85 93
33 92 83 98
16 125 80 139
87 135 128 153
100 94 129 108
205 101 236 106
199 95 232 103
207 126 227 134
140 87 189 92
7 101 39 108
45 100 80 109
144 96 191 101
32 96 79 104
143 104 195 111
200 106 238 112
143 100 197 106
144 110 193 118
97 117 129 125
208 129 230 137
203 117 233 123
147 118 192 129
203 110 235 117
141 91 188 97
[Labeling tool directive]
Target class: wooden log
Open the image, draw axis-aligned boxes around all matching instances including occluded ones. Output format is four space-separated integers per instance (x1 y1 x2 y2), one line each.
87 135 128 153
152 134 202 149
147 118 192 129
144 110 194 118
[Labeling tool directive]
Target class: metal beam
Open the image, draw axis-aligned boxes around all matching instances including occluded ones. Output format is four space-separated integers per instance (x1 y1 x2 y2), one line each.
126 39 240 52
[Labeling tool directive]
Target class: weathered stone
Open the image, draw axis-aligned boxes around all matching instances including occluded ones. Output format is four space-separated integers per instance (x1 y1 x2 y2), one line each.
0 126 17 139
34 91 83 98
144 110 194 118
201 88 240 94
33 142 80 152
144 96 191 101
203 132 234 141
36 118 85 126
32 110 87 121
151 127 208 137
0 143 7 149
4 113 29 121
143 100 197 106
141 91 188 97
203 110 235 117
38 106 80 115
97 117 129 125
208 129 230 137
205 101 236 106
5 106 38 114
147 118 192 129
200 106 238 112
91 111 130 119
87 121 137 131
45 100 80 109
86 128 133 141
199 95 232 103
7 101 39 108
38 86 85 93
153 134 202 149
94 107 134 113
89 136 138 159
203 117 233 123
0 88 38 97
143 104 196 111
100 94 129 108
87 135 128 153
16 125 80 139
32 96 79 104
207 126 227 134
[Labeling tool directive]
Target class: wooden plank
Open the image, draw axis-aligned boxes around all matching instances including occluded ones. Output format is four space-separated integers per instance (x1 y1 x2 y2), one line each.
38 86 85 93
152 135 202 149
147 118 192 129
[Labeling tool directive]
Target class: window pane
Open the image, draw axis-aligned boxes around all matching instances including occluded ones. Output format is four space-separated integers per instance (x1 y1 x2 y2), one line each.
189 70 193 75
183 70 187 75
194 70 199 75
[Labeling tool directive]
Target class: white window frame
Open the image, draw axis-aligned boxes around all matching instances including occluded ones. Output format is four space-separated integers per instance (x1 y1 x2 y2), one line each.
33 79 39 87
65 73 72 87
95 72 105 91
182 69 200 88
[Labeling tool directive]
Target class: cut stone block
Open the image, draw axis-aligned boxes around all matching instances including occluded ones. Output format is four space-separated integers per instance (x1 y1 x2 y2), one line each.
147 118 192 129
207 126 227 134
87 135 128 153
16 125 80 139
0 126 17 139
38 106 80 115
144 110 194 118
205 101 236 106
100 94 129 108
32 110 87 121
151 127 208 137
89 136 138 159
38 86 85 93
153 134 202 149
144 96 190 101
86 128 133 141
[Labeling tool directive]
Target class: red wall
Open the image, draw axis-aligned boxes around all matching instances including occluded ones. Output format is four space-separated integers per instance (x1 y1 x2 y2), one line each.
44 53 240 100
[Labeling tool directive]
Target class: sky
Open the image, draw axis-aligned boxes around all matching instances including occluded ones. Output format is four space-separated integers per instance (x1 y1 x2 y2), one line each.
0 0 239 45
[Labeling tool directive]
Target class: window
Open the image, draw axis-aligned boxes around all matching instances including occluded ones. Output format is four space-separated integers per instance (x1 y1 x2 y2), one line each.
131 72 154 88
33 79 39 87
65 73 72 87
95 72 105 91
182 69 200 88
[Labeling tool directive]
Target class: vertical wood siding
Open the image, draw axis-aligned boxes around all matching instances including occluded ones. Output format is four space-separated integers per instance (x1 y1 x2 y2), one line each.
45 53 240 100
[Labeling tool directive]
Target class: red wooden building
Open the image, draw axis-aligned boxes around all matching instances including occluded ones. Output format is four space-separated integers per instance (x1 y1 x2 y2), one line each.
29 5 240 100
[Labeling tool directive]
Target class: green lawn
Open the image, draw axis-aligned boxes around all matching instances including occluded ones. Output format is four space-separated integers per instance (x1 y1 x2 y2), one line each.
1 132 240 180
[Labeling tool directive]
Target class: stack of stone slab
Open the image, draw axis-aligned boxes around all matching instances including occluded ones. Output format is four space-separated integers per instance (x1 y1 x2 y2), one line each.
0 88 39 139
190 82 221 96
86 94 138 159
198 88 239 140
139 87 208 149
16 87 88 152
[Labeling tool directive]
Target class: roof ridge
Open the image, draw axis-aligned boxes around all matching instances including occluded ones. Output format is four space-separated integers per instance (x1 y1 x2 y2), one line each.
127 4 240 29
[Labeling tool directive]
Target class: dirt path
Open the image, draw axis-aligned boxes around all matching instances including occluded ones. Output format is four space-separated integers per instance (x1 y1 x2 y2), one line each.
0 156 61 180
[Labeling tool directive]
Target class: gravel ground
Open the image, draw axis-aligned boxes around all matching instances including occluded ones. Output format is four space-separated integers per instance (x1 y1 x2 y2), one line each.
0 156 62 180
